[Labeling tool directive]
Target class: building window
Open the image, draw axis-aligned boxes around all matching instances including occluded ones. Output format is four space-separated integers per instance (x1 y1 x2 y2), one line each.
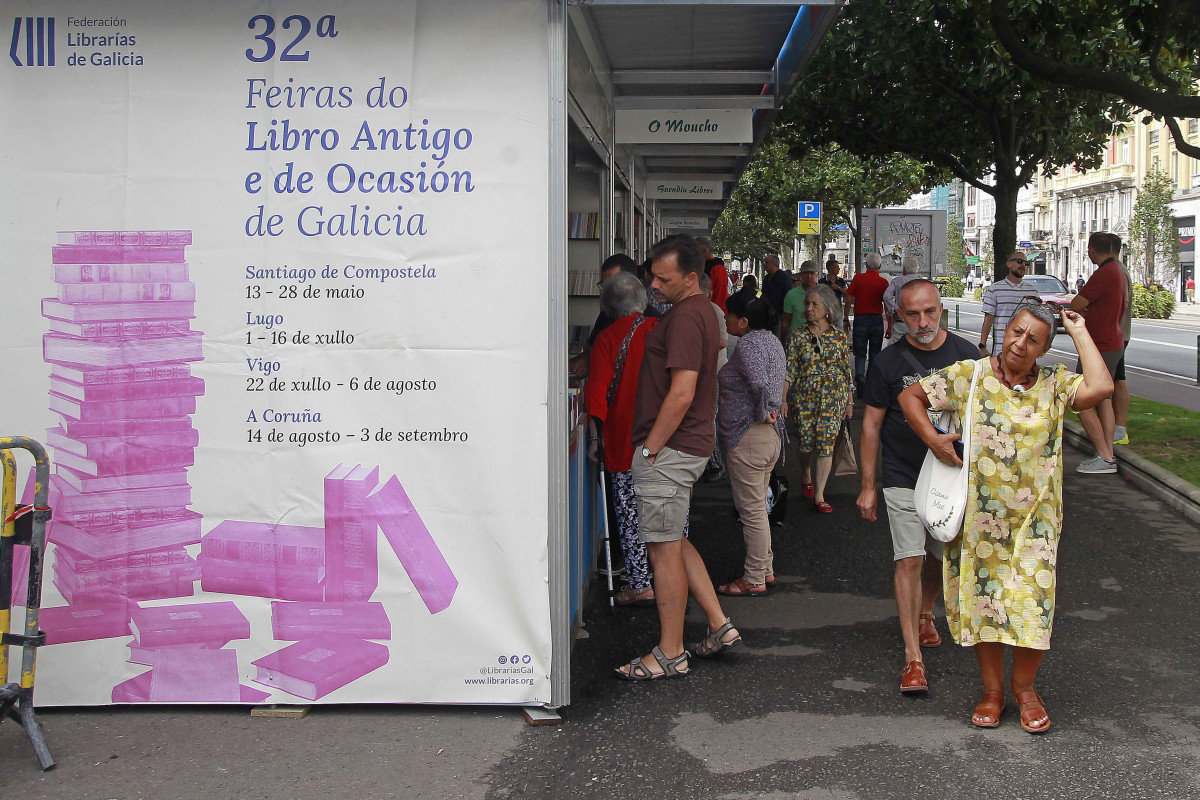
1120 138 1130 164
966 186 976 205
1150 128 1160 145
1191 118 1198 136
967 213 976 228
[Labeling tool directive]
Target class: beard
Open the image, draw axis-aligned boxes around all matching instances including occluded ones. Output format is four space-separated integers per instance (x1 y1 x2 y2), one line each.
913 327 938 344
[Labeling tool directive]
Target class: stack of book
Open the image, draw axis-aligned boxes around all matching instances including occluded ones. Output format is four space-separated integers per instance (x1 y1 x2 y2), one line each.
199 520 326 601
323 464 379 601
112 600 262 703
42 230 204 611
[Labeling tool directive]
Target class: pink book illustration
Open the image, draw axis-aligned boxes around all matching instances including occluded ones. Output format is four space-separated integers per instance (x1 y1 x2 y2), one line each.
199 556 325 602
112 671 269 704
271 601 391 641
53 554 200 599
324 464 380 602
47 317 194 339
57 281 196 303
127 638 230 667
148 649 240 702
129 600 250 647
44 333 204 369
251 635 389 701
53 262 190 284
47 426 200 458
57 546 191 575
49 473 192 516
52 362 193 386
42 298 196 322
54 572 195 605
57 230 192 246
56 466 188 494
201 520 324 567
49 437 196 477
52 244 188 264
49 375 204 403
39 602 131 645
48 510 202 559
367 476 458 614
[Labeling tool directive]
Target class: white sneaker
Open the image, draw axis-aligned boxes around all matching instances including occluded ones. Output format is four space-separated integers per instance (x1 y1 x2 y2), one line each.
1076 455 1117 474
1113 426 1129 445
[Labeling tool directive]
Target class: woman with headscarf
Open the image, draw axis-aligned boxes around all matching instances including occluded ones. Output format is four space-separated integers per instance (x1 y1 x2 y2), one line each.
899 300 1112 733
784 284 854 513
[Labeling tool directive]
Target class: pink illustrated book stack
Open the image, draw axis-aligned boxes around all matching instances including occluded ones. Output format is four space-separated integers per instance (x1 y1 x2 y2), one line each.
38 231 205 645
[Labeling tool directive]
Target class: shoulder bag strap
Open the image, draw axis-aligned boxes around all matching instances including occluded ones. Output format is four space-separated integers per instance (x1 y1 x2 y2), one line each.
606 315 648 408
959 359 983 454
897 344 926 379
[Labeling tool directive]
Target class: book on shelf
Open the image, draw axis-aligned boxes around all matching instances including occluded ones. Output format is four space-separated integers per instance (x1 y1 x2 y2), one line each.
148 648 241 702
57 230 192 246
39 601 131 645
53 262 190 284
49 375 204 403
366 475 458 615
111 670 270 704
55 465 188 493
43 332 204 368
48 510 202 559
129 600 251 648
56 545 192 575
52 244 188 264
251 635 389 701
323 464 380 602
46 317 194 339
50 440 195 477
126 637 231 667
42 297 195 323
568 211 602 239
51 362 193 386
56 281 196 302
568 270 601 296
198 555 325 601
271 601 391 641
200 520 324 567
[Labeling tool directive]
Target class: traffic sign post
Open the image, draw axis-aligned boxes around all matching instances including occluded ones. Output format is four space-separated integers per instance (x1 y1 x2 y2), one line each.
797 201 821 236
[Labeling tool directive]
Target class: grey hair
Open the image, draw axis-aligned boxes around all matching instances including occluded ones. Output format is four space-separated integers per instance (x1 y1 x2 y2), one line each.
696 236 714 255
765 253 780 266
902 257 919 274
809 284 843 328
699 272 712 293
601 271 648 319
1010 302 1057 348
865 252 882 269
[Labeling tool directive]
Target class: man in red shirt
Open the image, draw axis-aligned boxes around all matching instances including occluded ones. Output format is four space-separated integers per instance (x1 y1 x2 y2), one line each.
846 252 890 396
698 237 729 312
1071 231 1126 474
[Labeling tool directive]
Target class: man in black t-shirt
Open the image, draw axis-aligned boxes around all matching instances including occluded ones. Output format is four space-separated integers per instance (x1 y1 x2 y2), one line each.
856 279 977 695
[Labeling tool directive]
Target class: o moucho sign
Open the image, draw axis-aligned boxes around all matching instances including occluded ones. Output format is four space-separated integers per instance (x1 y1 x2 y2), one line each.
0 0 553 706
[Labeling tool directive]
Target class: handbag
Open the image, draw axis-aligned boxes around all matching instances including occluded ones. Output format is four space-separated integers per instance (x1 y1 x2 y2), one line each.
832 422 858 476
914 359 982 543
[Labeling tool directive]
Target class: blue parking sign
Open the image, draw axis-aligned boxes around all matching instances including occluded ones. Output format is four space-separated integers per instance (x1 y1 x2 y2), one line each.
797 201 821 235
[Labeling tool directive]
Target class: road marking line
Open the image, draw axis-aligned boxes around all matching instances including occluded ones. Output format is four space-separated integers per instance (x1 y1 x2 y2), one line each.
1045 347 1195 382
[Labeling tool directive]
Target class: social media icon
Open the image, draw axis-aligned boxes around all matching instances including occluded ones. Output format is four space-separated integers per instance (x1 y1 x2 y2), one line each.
498 656 507 664
522 655 531 664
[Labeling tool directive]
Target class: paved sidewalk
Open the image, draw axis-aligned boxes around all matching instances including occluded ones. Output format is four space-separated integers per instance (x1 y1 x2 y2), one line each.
3 418 1199 800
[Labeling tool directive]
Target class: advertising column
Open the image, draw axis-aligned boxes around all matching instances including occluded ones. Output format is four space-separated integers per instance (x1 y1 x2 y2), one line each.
0 0 553 705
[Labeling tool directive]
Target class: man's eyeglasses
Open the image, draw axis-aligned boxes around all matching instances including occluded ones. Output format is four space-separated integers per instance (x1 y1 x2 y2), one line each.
1009 257 1029 265
1019 295 1062 313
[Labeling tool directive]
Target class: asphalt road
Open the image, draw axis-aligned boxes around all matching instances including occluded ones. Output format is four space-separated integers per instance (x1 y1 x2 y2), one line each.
942 298 1200 411
4 417 1199 800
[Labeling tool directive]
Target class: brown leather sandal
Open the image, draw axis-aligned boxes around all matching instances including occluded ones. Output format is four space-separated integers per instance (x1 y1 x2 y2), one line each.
971 692 1005 728
918 613 942 647
899 660 928 693
1013 688 1051 734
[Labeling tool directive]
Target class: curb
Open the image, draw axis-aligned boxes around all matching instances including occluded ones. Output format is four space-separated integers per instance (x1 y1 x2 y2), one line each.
1063 419 1200 525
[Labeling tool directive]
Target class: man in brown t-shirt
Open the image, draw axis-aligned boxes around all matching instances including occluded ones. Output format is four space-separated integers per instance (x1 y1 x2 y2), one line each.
616 235 742 681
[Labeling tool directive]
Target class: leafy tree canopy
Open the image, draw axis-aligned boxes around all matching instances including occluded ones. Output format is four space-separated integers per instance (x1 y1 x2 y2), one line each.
1129 168 1181 285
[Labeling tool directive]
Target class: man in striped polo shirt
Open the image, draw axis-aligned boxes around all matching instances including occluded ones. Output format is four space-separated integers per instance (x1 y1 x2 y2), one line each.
977 251 1036 356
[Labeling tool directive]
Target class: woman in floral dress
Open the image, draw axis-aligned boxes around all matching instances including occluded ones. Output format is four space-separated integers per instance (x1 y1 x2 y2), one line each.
899 301 1112 734
784 284 854 513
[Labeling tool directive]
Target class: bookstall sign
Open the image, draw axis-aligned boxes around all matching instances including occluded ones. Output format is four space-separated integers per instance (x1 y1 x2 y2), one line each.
0 0 553 706
649 180 723 200
615 109 753 144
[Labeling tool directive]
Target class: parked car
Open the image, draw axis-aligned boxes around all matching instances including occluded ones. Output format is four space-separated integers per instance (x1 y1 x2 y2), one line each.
1022 274 1073 327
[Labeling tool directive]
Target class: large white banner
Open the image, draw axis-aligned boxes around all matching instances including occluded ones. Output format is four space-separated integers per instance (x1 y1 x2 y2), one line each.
0 0 552 705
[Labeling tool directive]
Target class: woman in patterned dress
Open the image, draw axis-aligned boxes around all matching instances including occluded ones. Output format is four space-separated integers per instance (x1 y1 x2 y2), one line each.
899 301 1112 734
783 284 854 513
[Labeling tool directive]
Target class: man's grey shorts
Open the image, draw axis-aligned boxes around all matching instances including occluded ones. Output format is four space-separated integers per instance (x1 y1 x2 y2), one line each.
883 487 944 561
631 445 709 543
1076 348 1121 381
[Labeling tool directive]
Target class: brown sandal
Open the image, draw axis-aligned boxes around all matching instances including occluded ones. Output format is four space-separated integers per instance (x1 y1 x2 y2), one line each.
971 692 1005 728
918 613 942 647
716 577 767 597
899 660 928 693
1013 688 1051 734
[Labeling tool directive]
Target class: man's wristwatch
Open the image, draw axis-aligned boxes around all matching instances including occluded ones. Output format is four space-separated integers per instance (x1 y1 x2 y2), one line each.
978 342 987 349
641 445 656 460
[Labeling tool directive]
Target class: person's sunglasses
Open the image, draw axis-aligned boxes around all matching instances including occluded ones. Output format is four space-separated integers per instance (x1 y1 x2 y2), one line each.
1009 258 1029 265
1020 295 1063 313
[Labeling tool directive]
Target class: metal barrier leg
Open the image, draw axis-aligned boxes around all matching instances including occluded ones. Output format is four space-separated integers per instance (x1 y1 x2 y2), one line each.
0 438 56 770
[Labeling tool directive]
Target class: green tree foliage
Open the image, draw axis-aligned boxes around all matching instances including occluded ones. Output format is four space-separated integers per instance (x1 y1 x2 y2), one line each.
1132 284 1177 320
988 0 1200 158
785 0 1126 282
1128 169 1181 286
946 215 968 279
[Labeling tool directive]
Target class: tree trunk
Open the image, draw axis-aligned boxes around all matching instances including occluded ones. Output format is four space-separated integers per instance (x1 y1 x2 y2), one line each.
990 174 1020 283
1146 228 1155 285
